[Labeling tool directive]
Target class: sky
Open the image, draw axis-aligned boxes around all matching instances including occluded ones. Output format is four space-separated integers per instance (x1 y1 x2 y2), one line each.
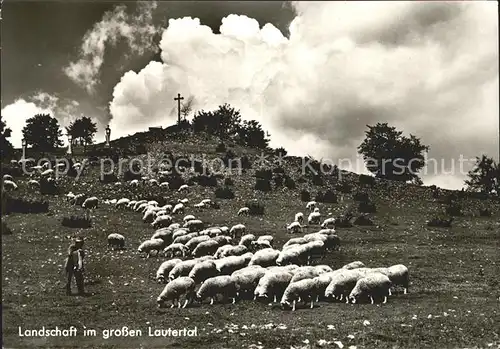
1 1 498 190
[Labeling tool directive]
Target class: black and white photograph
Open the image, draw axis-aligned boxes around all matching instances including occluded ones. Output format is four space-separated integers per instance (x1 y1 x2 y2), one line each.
1 1 499 348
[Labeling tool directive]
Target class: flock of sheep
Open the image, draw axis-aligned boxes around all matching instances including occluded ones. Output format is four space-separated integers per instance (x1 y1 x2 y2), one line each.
97 189 409 311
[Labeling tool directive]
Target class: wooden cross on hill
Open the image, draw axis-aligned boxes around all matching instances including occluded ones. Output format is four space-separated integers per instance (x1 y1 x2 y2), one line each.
174 93 184 125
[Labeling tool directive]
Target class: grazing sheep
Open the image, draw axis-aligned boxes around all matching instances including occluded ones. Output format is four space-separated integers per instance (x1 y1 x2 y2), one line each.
28 179 40 188
212 235 232 246
183 214 196 222
107 233 125 250
151 228 174 243
115 198 130 209
196 275 238 305
283 237 307 249
254 270 294 302
160 182 169 188
239 234 256 248
281 278 319 310
371 264 410 295
303 232 340 251
70 194 87 206
172 203 184 215
251 240 272 251
142 209 156 223
173 232 197 245
178 184 189 193
238 207 250 216
169 259 200 281
163 243 189 258
324 269 369 302
82 196 99 209
137 239 167 258
295 212 304 224
257 235 274 244
135 202 149 212
184 219 204 232
231 266 266 297
321 217 336 229
188 260 219 283
130 179 140 187
168 223 181 229
193 203 205 209
185 235 211 251
308 212 321 225
172 228 190 240
314 207 320 213
342 261 366 270
178 198 189 205
133 200 147 210
149 179 159 186
41 169 54 177
215 254 253 275
157 276 196 308
290 267 324 283
229 224 246 239
214 244 233 259
152 215 173 229
127 200 137 209
147 200 159 207
287 221 302 234
306 201 317 211
220 245 248 258
192 239 220 257
248 248 280 267
349 272 392 304
3 174 14 181
2 179 18 191
156 259 182 283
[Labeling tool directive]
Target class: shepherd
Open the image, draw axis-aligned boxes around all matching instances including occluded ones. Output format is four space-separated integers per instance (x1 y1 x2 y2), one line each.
64 237 86 296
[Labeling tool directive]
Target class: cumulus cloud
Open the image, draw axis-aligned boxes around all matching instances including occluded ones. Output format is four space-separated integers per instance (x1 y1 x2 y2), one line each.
1 92 86 147
109 2 498 189
63 1 158 93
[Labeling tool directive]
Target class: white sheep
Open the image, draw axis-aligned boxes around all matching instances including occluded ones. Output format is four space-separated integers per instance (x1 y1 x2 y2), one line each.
219 245 248 258
231 266 266 297
178 184 189 193
107 233 125 249
192 239 220 257
183 219 204 232
229 224 246 239
156 259 182 283
172 203 184 215
178 198 189 205
163 243 189 258
238 207 250 216
281 278 319 311
294 212 304 224
290 266 325 283
313 207 320 213
250 240 272 251
148 200 159 207
215 253 253 275
257 235 273 244
196 275 237 305
142 209 156 223
212 235 232 246
283 237 307 249
287 221 302 233
321 217 336 229
137 239 166 258
201 199 212 205
370 264 410 295
151 228 174 243
149 179 159 186
160 182 169 188
2 179 18 191
185 235 211 251
168 223 181 230
156 276 196 308
183 214 196 223
254 270 294 302
152 215 173 229
248 248 280 267
115 198 130 209
28 179 40 188
193 203 205 209
342 261 366 270
82 197 99 209
41 169 54 177
324 269 369 302
308 212 321 225
135 202 148 212
306 201 317 211
239 234 256 248
168 259 201 281
127 200 137 209
188 260 219 283
3 174 13 181
349 272 392 304
129 179 139 187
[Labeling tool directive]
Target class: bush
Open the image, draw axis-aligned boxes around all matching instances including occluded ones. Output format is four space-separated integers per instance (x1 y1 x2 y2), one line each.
359 200 377 213
273 166 285 174
300 190 311 202
335 181 352 194
284 176 296 189
427 216 453 228
353 191 370 202
40 178 59 195
359 174 376 186
210 201 221 209
255 169 273 181
224 177 234 186
445 203 462 216
215 187 235 199
316 190 338 204
100 173 118 184
245 201 265 216
163 173 185 190
273 174 284 187
311 174 323 186
216 142 227 152
123 168 142 182
240 156 252 170
274 147 287 157
353 214 374 226
61 215 92 229
193 175 218 187
479 208 492 217
255 178 272 192
1 164 24 178
334 213 354 228
3 195 49 214
2 221 12 235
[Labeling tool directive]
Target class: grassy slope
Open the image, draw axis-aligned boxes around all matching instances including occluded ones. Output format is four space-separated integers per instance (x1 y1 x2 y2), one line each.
2 134 500 349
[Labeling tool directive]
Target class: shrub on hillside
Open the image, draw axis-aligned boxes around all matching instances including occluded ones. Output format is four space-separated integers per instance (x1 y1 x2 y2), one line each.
61 215 92 229
245 201 265 216
100 173 118 184
193 175 218 187
427 216 453 228
240 155 252 170
311 174 324 186
3 195 49 214
359 174 376 186
255 178 272 192
274 147 287 157
163 173 185 190
445 202 462 216
316 190 338 204
334 213 354 228
273 174 284 187
353 214 374 226
224 177 234 186
284 175 296 189
255 169 273 181
2 221 12 235
1 164 24 178
479 208 492 217
216 142 227 153
359 200 377 213
215 187 235 199
353 191 370 202
335 181 352 194
300 189 311 202
273 166 285 174
40 178 59 195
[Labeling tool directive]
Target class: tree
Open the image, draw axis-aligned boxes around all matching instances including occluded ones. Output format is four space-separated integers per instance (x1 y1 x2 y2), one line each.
192 103 241 141
180 96 195 121
237 120 270 149
357 123 429 183
66 116 98 145
464 155 500 195
22 114 63 152
0 119 14 159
